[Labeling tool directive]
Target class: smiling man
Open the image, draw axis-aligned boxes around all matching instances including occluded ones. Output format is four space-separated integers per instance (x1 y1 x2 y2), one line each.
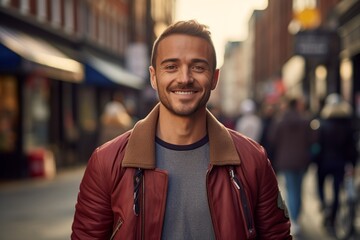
150 33 217 117
72 20 292 240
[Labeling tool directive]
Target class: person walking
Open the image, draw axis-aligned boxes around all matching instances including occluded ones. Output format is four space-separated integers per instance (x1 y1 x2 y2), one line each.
235 98 263 142
71 20 291 240
268 97 315 236
98 94 134 145
314 93 358 233
259 102 277 165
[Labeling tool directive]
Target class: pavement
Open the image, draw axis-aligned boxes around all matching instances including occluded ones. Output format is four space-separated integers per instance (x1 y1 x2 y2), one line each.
278 163 360 240
0 166 85 240
0 163 358 239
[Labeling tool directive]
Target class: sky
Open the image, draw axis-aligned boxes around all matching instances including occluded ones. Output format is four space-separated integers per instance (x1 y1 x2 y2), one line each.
175 0 268 67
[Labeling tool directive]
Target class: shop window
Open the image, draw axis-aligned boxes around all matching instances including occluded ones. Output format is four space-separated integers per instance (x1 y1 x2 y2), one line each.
0 75 18 152
23 76 50 150
62 83 79 144
77 87 97 133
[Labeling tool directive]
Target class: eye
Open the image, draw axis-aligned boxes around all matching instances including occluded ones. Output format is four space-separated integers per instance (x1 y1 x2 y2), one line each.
163 64 178 72
191 65 206 73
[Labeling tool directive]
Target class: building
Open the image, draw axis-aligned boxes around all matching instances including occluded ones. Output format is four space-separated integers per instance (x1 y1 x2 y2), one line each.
250 0 360 119
336 0 360 124
0 0 174 179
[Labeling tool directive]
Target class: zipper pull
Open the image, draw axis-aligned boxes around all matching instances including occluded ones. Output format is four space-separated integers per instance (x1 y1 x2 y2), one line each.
109 218 123 240
229 167 240 190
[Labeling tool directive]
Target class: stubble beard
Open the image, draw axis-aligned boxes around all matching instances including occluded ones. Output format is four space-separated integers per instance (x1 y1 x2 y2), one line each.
158 84 211 117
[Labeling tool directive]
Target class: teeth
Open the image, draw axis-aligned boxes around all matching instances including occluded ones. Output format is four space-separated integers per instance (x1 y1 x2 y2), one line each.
174 91 194 95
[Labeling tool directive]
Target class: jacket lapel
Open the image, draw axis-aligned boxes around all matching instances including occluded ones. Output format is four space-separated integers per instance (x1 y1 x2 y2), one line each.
122 104 241 169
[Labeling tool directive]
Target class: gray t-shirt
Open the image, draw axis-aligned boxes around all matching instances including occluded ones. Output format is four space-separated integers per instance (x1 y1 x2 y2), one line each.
156 135 215 240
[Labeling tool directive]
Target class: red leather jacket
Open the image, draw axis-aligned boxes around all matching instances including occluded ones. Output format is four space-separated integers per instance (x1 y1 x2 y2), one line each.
72 105 292 239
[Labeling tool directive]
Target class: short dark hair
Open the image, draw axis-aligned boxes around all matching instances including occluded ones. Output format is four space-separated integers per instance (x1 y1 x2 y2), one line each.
150 20 217 71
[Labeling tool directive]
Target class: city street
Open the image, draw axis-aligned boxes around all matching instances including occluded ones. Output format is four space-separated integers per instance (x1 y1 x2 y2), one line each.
0 166 84 240
0 163 356 239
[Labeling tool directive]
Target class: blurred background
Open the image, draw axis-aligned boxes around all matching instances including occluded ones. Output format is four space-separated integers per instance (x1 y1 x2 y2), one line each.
0 0 359 239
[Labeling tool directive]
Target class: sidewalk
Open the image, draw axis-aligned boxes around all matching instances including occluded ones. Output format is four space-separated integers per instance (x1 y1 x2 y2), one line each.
1 163 355 239
277 163 336 240
0 165 86 240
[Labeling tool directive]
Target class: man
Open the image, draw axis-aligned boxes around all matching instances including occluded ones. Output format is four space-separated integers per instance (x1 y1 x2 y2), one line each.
315 93 357 233
72 20 292 239
235 98 263 142
268 97 314 236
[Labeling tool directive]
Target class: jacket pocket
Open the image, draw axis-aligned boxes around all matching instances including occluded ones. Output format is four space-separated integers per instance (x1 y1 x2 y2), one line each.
110 216 124 240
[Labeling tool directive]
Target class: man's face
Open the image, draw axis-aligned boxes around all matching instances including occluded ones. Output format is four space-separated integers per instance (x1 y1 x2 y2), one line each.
149 34 219 117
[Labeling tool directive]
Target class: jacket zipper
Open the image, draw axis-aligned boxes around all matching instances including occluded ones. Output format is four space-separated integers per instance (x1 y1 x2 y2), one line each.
206 166 218 238
141 173 145 240
229 167 255 236
109 218 123 240
133 168 145 240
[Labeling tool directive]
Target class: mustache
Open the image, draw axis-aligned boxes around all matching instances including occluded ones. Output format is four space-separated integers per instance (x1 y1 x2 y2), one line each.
172 82 196 89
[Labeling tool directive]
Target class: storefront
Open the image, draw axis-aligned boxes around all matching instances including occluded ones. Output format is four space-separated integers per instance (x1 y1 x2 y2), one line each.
0 24 146 179
336 0 360 122
0 25 84 179
76 51 145 165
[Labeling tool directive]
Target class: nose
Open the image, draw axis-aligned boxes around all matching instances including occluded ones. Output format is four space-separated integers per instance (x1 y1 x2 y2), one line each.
177 66 194 85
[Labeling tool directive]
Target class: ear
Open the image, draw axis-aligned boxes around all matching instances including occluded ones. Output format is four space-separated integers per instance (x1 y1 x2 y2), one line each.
211 69 220 90
149 66 157 90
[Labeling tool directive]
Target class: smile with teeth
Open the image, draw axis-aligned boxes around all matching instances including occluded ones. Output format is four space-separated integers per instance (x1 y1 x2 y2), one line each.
174 91 196 95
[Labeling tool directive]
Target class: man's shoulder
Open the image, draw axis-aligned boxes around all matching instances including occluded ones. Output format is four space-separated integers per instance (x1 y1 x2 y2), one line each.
95 130 132 162
228 129 267 165
227 129 277 200
228 129 264 153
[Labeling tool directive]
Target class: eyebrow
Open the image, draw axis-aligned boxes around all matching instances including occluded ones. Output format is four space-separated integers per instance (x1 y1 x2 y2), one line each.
160 58 210 66
160 58 178 65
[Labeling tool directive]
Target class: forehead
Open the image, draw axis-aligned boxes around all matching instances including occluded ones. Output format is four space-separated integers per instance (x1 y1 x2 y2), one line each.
156 34 213 64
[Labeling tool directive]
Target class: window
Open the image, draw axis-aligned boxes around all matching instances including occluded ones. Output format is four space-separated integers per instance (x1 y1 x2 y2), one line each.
37 0 46 21
23 76 50 149
1 0 11 6
51 0 61 27
64 0 74 33
89 6 97 42
98 11 105 44
0 76 18 152
293 0 317 12
20 0 30 14
110 10 117 51
119 15 127 55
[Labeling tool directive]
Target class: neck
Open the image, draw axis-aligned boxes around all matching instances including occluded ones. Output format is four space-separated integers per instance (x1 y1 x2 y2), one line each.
156 104 207 145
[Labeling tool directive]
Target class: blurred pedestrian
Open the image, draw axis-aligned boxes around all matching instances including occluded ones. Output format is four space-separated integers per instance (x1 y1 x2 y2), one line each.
72 20 291 239
235 98 263 142
259 102 277 164
98 94 133 144
268 96 315 236
314 93 358 232
208 103 235 129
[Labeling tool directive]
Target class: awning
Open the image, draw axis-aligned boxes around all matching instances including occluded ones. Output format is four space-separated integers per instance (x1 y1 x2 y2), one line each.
0 25 84 82
84 53 145 90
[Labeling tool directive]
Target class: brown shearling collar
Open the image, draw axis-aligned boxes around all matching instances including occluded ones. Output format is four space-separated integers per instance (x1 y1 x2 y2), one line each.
122 104 240 169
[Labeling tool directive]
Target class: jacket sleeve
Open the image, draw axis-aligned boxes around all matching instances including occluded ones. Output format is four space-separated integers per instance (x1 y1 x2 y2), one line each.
71 149 113 239
255 156 292 239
